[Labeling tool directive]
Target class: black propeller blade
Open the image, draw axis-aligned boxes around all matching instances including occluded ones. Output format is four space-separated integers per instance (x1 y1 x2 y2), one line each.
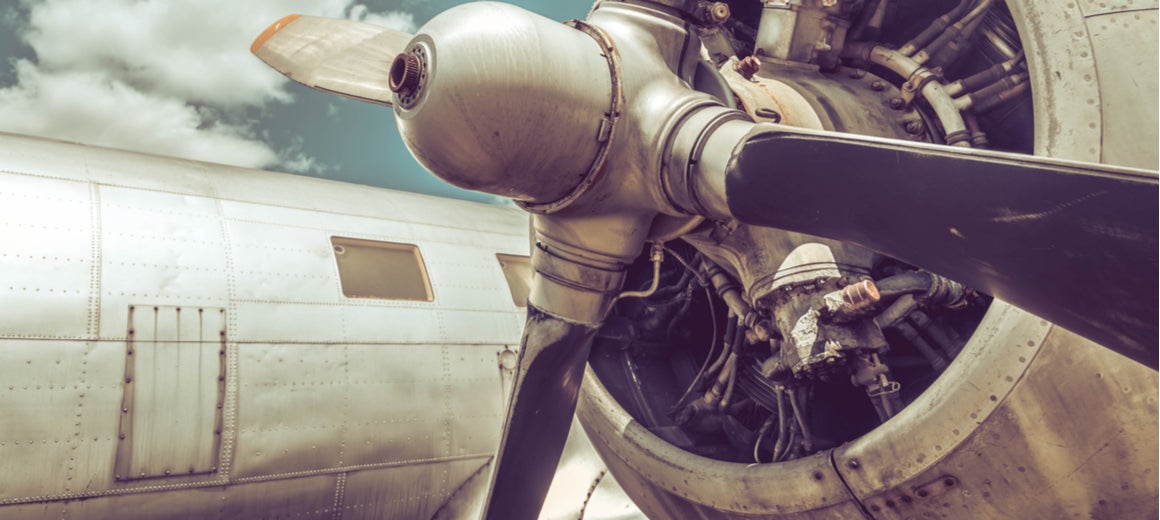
725 127 1159 367
482 305 601 519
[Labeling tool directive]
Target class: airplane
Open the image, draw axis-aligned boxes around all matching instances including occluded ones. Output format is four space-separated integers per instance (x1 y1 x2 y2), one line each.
1 0 1157 519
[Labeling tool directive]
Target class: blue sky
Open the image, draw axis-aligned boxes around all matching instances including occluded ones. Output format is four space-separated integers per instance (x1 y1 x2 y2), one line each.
0 0 593 204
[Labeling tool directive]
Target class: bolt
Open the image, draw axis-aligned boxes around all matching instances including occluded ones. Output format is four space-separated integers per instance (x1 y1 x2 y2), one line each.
703 2 730 24
871 80 887 92
735 56 761 80
848 458 861 469
889 98 905 110
905 120 925 134
848 69 866 79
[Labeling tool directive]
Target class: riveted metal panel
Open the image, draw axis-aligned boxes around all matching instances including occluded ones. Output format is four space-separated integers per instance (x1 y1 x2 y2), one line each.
28 475 338 520
339 305 444 344
99 187 229 309
421 242 518 311
841 327 1158 519
0 502 62 520
82 145 218 199
232 343 352 478
225 219 338 303
214 176 530 240
1077 0 1159 17
115 305 226 480
442 346 506 457
434 309 525 346
230 302 346 343
341 458 490 520
340 344 448 466
0 340 93 499
1086 9 1159 169
0 174 92 339
0 133 91 182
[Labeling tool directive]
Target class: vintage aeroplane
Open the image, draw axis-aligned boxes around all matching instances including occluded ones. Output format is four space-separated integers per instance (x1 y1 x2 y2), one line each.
1 0 1156 519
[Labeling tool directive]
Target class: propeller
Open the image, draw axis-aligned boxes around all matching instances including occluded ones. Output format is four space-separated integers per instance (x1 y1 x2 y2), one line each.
487 306 600 518
252 2 1159 518
251 14 412 106
724 127 1159 368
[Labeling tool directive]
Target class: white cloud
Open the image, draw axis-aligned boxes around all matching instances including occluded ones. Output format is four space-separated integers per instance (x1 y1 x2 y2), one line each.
0 59 279 167
0 0 415 172
348 4 417 33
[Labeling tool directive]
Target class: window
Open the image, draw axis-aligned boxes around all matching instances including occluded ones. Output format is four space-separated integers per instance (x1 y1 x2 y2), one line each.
496 253 532 307
331 237 433 301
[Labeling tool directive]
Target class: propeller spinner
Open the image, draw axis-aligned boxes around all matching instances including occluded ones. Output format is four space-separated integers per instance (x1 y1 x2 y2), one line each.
253 2 1158 518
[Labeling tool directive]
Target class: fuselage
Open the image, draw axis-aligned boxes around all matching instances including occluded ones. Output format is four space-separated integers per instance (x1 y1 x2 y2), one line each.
0 132 631 519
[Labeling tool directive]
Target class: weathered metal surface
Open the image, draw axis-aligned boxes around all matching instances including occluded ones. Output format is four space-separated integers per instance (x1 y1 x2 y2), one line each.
1085 8 1159 169
0 174 92 340
837 324 1158 518
579 365 867 518
115 305 226 480
341 458 488 519
0 132 636 518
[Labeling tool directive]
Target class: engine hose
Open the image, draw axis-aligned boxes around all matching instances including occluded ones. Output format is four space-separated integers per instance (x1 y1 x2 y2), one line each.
771 388 790 461
707 314 737 377
913 0 994 65
875 294 918 329
927 12 989 69
842 43 970 146
788 387 814 452
908 310 962 358
898 0 978 56
673 310 733 411
947 49 1024 96
875 271 934 299
753 415 777 463
895 320 950 370
972 81 1030 113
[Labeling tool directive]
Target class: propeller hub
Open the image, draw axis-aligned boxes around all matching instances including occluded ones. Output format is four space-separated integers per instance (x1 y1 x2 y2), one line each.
392 3 615 205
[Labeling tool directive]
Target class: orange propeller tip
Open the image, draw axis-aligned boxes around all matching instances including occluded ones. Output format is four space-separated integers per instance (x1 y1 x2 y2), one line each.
251 14 302 55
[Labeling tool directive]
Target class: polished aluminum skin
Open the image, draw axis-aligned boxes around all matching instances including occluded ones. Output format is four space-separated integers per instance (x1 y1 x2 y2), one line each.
0 132 643 520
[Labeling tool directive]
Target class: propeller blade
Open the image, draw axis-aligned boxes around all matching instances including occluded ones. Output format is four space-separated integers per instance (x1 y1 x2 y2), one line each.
483 305 601 519
251 15 412 107
724 127 1158 368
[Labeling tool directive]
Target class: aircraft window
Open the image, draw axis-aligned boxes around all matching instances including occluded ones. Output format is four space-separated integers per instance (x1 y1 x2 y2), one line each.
331 236 433 301
496 253 532 307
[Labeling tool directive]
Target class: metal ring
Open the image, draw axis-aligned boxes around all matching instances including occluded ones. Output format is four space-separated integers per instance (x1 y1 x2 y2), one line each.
685 110 751 217
517 20 623 215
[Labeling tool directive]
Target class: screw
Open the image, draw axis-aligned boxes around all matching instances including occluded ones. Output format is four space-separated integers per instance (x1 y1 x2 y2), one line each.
871 80 887 92
889 98 905 110
848 69 866 79
847 458 861 469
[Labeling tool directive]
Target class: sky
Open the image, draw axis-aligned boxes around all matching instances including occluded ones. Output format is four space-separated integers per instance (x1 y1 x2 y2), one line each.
0 0 594 204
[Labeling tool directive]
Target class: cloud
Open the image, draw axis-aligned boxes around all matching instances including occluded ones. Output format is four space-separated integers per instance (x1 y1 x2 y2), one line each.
0 59 279 167
349 4 417 33
0 0 413 172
